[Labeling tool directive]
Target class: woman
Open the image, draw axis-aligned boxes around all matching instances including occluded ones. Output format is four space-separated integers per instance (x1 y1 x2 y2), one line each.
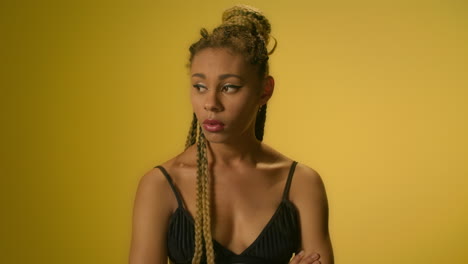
129 4 334 264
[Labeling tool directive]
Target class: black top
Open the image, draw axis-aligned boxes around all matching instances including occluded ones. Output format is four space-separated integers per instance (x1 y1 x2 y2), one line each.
155 161 301 264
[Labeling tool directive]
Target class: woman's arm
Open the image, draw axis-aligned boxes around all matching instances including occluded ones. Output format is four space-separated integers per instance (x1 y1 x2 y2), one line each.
129 168 174 264
292 164 335 264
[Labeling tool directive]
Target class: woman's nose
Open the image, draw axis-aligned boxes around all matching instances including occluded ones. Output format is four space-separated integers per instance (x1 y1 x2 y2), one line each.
204 91 223 112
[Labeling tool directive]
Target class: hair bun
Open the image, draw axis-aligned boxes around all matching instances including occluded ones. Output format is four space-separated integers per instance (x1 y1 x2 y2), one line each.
221 4 272 46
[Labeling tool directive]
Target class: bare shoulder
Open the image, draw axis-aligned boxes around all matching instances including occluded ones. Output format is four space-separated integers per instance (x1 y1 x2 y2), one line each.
258 143 295 169
131 146 197 228
139 145 196 206
132 145 198 226
129 159 184 263
257 145 323 197
132 164 177 220
158 144 198 172
288 162 334 263
290 163 327 202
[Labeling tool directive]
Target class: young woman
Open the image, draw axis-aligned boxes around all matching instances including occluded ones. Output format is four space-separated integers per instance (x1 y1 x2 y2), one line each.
129 5 334 264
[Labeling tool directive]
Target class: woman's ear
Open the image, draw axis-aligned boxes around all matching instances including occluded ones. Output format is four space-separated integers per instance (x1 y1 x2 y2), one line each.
259 75 274 106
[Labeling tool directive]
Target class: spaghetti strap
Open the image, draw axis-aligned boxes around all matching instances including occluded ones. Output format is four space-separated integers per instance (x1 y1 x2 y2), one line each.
282 161 298 200
155 165 184 208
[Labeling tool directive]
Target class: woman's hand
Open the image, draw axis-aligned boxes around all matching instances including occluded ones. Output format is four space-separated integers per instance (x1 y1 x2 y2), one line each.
289 250 321 264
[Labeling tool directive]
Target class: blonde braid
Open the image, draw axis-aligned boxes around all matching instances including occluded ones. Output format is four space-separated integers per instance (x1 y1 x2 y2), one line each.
192 124 204 263
184 114 202 263
192 125 215 264
199 131 215 263
185 113 198 150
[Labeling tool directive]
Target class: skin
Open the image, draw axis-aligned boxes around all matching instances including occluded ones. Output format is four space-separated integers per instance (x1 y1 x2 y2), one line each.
129 47 334 264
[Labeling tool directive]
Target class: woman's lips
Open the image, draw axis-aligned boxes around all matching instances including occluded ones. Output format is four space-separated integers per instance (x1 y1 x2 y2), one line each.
203 119 225 132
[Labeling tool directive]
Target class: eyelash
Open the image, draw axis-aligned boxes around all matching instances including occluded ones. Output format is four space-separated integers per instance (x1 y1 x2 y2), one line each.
192 84 241 93
193 84 207 92
221 85 241 93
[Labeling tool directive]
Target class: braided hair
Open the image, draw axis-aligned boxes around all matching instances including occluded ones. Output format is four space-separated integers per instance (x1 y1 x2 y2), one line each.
184 5 276 263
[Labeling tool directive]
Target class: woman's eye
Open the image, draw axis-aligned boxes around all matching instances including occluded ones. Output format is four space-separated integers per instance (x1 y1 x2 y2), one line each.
193 84 207 92
221 85 241 93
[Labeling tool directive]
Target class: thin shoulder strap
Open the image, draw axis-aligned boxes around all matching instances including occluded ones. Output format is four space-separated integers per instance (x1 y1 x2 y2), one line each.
282 161 298 200
154 165 184 208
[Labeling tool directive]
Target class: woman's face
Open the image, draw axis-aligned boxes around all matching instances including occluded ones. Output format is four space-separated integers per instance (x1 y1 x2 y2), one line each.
190 47 271 144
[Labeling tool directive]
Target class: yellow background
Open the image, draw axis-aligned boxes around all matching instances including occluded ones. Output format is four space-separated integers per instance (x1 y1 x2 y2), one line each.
2 0 467 263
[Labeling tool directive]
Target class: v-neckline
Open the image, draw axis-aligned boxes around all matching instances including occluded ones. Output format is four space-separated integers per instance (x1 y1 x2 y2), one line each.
176 199 289 256
161 161 298 256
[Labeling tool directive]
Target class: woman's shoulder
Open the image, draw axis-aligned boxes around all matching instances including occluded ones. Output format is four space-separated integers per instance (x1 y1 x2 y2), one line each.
152 144 199 182
135 146 198 212
167 144 198 167
260 144 324 195
288 161 327 209
258 143 292 165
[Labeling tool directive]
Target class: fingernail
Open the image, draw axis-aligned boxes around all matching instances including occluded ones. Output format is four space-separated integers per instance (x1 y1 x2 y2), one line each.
311 253 320 259
298 250 305 256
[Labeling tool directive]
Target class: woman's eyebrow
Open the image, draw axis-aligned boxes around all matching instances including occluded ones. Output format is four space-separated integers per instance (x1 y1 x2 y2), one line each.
219 74 243 81
191 73 206 79
192 73 243 80
191 73 243 81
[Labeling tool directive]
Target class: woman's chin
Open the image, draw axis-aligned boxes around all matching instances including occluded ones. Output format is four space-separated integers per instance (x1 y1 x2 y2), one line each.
203 134 229 144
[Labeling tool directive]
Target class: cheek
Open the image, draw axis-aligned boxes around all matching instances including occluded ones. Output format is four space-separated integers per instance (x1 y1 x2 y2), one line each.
190 97 203 123
190 94 202 111
229 96 258 121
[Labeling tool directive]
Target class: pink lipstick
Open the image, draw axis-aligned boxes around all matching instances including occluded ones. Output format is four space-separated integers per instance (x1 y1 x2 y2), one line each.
203 119 225 132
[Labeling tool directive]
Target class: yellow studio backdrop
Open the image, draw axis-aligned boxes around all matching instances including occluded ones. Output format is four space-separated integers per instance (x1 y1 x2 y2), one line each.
1 0 467 263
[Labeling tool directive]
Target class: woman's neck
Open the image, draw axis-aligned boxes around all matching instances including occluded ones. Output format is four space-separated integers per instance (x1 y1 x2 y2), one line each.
206 136 262 168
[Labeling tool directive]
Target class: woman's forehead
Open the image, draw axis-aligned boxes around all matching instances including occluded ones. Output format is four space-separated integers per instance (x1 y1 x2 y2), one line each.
190 47 256 76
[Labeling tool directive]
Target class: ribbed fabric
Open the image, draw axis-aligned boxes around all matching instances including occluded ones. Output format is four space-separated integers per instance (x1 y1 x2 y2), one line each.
155 161 300 264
